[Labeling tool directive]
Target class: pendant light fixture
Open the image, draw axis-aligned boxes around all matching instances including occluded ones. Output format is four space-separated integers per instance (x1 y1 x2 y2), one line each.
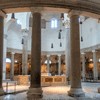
60 13 64 20
80 21 83 42
58 29 62 39
21 38 24 44
11 13 15 19
51 43 53 48
60 42 62 47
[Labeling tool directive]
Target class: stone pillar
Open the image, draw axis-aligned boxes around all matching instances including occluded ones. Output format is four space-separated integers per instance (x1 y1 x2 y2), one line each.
0 15 5 95
65 28 71 79
58 55 61 75
68 10 84 97
92 50 98 81
27 9 42 99
22 29 28 75
47 55 50 74
10 52 15 81
81 53 86 81
3 34 7 80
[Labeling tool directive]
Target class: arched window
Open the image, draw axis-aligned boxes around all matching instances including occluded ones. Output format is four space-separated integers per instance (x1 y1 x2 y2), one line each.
51 18 57 28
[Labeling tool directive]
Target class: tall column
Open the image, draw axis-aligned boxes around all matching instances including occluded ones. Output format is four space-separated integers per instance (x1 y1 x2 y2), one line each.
27 9 42 99
65 28 71 79
68 10 84 97
0 15 5 95
58 55 61 75
3 34 7 80
81 53 86 81
92 50 98 81
10 52 15 81
47 55 50 74
22 29 28 75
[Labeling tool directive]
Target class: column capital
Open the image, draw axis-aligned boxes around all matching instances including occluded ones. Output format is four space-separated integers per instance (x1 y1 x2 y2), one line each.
30 7 44 13
81 52 85 55
11 52 15 55
0 10 7 18
58 54 61 57
68 10 81 17
92 50 96 53
22 29 29 37
47 55 50 57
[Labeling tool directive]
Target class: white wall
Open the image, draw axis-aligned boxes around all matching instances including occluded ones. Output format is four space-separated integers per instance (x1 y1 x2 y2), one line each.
80 18 100 49
5 12 28 29
41 20 67 51
7 30 23 50
5 12 100 52
5 12 67 52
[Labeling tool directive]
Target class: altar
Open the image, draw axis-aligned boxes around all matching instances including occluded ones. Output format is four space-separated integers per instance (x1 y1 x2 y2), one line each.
41 64 67 86
41 75 67 86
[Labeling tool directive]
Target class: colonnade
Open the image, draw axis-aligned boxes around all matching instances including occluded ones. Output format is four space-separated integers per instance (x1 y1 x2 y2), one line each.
81 50 98 81
28 9 85 98
46 54 62 75
0 9 85 97
0 9 98 98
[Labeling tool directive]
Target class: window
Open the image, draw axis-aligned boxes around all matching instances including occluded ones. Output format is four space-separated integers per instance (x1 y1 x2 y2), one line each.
51 18 57 28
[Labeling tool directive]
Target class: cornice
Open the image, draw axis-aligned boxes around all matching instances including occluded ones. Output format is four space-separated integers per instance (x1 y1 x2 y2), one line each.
7 48 65 55
0 0 100 16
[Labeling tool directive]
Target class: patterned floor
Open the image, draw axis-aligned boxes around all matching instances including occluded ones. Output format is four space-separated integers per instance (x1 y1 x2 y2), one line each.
0 82 100 100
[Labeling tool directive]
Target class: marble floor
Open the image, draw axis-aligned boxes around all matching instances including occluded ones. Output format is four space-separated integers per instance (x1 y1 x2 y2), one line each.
0 82 100 100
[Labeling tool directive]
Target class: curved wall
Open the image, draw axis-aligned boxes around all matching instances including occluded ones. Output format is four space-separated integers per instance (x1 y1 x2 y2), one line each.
5 12 100 52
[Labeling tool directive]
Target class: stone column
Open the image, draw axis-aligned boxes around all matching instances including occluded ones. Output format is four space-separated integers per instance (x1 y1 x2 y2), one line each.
27 9 42 99
65 28 71 79
81 53 86 81
0 15 5 95
92 50 98 81
68 10 84 97
10 52 15 81
3 34 7 80
22 29 28 75
47 55 50 74
58 55 61 75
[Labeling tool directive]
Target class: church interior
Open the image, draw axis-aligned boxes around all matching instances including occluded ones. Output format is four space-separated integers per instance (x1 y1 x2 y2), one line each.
0 0 100 100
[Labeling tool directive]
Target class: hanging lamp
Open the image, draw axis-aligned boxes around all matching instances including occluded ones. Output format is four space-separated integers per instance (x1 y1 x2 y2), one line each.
80 21 83 42
51 43 53 48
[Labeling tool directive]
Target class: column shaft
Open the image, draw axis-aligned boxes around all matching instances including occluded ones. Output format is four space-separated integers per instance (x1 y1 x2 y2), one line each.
0 16 3 88
22 36 28 75
47 55 50 74
27 12 42 99
31 12 41 88
82 53 86 81
93 51 98 80
10 52 15 81
0 16 4 95
68 11 84 97
3 34 7 80
58 55 61 75
70 15 81 88
65 28 71 78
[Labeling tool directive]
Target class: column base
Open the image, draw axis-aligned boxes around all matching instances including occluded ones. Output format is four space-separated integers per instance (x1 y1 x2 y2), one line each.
27 87 43 100
94 77 98 81
0 88 5 96
82 77 86 82
68 88 85 97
